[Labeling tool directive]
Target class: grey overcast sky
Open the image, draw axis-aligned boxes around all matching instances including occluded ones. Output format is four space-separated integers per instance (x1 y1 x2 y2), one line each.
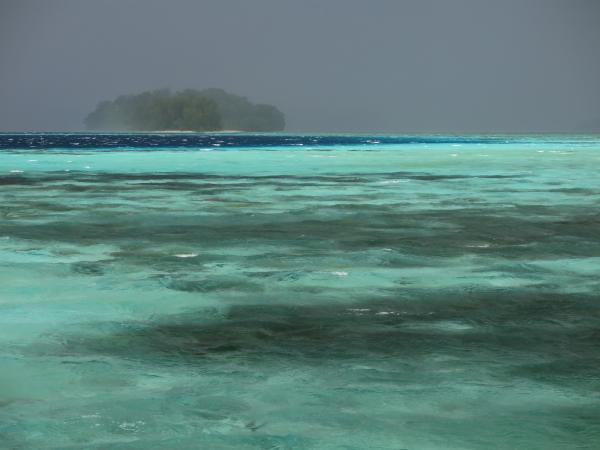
1 0 599 132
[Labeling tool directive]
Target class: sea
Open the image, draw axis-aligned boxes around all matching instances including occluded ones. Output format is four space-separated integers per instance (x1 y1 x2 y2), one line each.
1 133 599 449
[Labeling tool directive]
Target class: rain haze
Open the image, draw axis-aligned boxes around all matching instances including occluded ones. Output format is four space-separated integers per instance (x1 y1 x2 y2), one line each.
1 0 599 133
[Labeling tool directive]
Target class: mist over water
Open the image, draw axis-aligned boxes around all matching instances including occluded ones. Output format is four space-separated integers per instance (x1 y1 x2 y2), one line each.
2 1 600 132
3 1 600 448
1 134 600 449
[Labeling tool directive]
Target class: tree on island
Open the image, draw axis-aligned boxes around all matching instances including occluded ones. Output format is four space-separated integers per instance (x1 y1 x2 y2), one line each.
198 88 285 132
84 88 285 132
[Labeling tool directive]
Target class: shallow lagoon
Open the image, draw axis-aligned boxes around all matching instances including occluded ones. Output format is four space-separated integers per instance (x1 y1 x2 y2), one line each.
1 134 600 449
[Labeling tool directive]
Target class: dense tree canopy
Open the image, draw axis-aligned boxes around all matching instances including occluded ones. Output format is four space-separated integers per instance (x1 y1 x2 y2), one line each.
198 88 285 132
84 89 285 132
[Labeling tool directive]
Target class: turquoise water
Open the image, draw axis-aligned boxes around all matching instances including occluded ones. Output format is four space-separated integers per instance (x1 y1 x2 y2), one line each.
1 134 600 449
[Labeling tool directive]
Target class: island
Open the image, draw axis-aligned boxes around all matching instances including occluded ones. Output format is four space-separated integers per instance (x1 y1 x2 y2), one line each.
84 88 285 132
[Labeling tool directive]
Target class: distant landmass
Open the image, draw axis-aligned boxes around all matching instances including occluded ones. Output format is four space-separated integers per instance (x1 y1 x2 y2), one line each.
84 88 285 132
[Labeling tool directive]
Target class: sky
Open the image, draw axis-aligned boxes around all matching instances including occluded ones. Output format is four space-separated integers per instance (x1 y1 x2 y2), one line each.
1 0 599 132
